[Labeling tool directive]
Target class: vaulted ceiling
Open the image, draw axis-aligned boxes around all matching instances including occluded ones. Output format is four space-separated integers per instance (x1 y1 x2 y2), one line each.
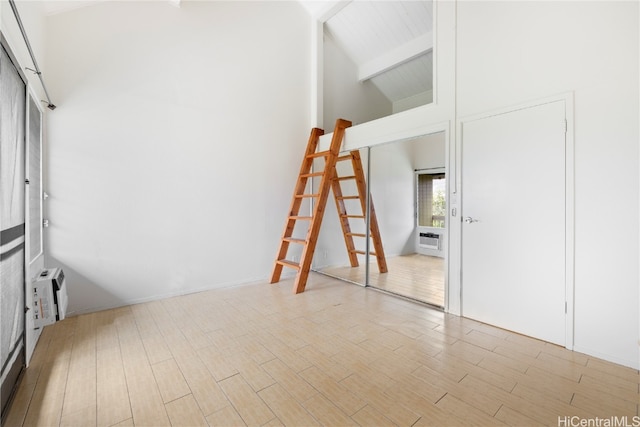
319 0 434 104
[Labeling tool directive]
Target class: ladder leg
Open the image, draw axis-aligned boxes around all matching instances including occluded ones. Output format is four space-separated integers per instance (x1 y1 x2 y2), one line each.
271 219 298 283
368 200 388 273
270 128 324 284
330 165 359 267
271 264 284 284
350 150 388 274
294 251 313 294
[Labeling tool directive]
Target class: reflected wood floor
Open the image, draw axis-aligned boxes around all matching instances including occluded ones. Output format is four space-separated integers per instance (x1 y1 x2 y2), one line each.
322 254 445 307
6 274 638 426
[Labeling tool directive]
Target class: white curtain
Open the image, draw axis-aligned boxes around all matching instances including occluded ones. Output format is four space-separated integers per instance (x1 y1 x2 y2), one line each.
0 43 26 410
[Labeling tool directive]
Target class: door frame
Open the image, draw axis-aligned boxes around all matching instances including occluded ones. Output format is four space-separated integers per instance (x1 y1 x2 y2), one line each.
25 87 45 365
454 92 575 350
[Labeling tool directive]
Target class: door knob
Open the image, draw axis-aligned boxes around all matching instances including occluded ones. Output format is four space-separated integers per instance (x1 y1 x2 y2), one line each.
463 217 479 223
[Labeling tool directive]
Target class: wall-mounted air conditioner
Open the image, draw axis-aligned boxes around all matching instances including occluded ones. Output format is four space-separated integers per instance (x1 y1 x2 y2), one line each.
33 268 68 328
419 232 440 250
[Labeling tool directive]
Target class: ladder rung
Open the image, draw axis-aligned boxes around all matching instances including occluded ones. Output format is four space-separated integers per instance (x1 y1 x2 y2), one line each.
283 237 306 244
336 176 356 181
289 216 313 220
341 215 365 219
276 259 300 270
337 155 352 161
346 233 366 237
351 250 377 256
300 172 324 178
336 196 359 200
295 194 320 198
306 150 330 159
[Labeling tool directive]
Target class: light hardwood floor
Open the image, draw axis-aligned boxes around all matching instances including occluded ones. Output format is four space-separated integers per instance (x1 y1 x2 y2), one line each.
5 273 639 426
321 254 445 307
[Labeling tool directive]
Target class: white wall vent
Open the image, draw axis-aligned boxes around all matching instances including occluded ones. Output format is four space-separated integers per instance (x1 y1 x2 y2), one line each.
419 232 440 250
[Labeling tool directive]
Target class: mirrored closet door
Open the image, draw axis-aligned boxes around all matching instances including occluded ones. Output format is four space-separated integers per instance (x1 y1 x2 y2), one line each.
367 133 446 307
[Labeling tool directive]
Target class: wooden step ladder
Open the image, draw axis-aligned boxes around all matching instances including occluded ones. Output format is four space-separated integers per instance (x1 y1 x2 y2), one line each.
270 119 352 294
331 150 388 274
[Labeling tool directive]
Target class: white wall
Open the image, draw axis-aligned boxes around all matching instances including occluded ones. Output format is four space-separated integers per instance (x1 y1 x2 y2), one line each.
369 140 415 257
456 0 639 369
412 132 445 171
44 1 311 315
1 0 48 362
323 33 391 130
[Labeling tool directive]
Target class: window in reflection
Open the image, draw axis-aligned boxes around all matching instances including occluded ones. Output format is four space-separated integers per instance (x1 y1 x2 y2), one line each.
417 172 446 228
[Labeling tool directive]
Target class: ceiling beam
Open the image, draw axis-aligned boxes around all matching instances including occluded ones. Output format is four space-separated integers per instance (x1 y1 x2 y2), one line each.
358 32 433 82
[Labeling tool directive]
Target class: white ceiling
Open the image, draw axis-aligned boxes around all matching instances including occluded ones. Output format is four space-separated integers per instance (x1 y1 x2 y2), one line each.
324 0 433 104
370 53 432 103
325 1 432 66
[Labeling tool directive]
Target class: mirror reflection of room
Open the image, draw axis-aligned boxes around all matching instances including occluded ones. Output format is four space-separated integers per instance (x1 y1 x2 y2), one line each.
368 132 446 307
314 132 446 308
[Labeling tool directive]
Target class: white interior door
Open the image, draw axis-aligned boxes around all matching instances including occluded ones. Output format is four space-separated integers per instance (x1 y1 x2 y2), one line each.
461 100 567 346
